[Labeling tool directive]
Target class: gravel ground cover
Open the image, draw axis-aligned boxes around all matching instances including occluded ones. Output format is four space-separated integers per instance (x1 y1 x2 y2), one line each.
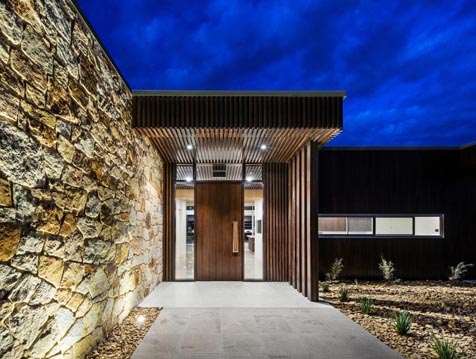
321 281 476 359
85 307 160 359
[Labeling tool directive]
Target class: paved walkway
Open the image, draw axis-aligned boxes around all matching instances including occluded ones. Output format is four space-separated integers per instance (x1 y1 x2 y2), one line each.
132 282 403 359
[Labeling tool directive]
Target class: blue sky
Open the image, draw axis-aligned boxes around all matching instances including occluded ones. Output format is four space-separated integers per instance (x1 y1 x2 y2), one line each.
77 0 476 146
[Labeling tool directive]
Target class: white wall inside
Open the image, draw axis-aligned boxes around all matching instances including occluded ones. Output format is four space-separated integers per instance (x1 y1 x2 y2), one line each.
175 199 187 276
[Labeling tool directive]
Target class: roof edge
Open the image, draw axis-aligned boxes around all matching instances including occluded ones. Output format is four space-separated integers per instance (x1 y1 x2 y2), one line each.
70 0 131 91
322 146 462 151
133 90 347 98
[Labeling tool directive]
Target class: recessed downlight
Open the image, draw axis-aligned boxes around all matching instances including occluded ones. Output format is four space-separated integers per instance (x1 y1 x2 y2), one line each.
260 144 267 150
185 176 193 182
186 144 193 150
246 176 254 182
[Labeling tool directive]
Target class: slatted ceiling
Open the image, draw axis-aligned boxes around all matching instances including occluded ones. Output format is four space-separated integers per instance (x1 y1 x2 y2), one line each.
245 164 262 181
176 164 193 181
135 127 341 164
244 182 263 190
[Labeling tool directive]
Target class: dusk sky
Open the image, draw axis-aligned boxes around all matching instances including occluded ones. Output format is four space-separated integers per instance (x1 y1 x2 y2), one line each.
77 0 476 146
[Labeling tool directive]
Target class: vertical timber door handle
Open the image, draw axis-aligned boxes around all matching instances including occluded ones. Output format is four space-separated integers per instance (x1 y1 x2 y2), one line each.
232 221 239 254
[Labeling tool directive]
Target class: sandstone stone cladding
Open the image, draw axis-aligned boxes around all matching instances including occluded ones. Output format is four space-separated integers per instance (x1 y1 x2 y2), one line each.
0 1 163 358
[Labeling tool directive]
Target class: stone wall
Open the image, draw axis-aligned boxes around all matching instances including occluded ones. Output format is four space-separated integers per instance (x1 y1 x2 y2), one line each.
0 1 163 358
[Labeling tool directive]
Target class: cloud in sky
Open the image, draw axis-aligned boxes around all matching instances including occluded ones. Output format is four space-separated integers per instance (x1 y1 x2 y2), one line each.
77 0 476 146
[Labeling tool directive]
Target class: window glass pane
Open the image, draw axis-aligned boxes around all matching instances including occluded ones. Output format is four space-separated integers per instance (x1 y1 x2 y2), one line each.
415 217 441 236
348 217 373 234
318 217 347 234
375 217 413 235
175 184 194 279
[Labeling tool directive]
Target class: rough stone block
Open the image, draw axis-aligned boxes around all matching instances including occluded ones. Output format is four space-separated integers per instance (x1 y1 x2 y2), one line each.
0 225 20 261
0 2 23 45
38 256 64 287
21 24 53 74
0 178 11 207
0 121 45 187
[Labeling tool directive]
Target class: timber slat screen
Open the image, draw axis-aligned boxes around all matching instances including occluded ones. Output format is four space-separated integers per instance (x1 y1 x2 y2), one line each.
163 163 176 281
288 141 319 301
132 92 344 164
263 163 289 281
133 94 343 129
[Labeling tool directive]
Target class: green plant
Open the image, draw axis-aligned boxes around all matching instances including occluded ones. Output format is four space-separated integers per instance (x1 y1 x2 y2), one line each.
379 256 396 282
393 310 413 335
339 287 349 302
322 281 330 292
325 258 344 282
360 297 373 314
430 336 461 359
449 262 474 281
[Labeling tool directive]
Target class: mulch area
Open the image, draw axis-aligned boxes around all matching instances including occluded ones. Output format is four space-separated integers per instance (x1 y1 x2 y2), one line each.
321 281 476 359
85 307 160 359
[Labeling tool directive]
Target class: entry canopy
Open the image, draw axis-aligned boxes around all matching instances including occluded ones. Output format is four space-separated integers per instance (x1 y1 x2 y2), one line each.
132 90 346 163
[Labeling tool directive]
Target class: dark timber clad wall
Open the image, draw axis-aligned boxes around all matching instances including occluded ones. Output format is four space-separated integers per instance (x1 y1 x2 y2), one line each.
263 163 289 281
288 142 319 301
318 148 476 280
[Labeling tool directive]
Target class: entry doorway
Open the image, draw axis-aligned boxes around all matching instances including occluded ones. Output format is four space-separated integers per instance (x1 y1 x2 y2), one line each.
195 182 244 280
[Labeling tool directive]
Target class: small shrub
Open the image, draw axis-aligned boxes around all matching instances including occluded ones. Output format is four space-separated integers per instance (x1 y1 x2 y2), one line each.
322 281 330 292
449 262 474 281
430 336 461 359
339 287 349 302
325 258 344 282
379 256 396 282
360 297 373 314
393 310 413 335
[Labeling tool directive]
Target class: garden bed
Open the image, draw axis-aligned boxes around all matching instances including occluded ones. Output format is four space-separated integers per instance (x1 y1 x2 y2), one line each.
321 281 476 359
85 307 160 359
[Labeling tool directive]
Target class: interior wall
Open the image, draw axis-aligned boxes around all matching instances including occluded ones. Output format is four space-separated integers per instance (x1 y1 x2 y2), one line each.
0 1 163 358
175 199 187 265
254 198 263 272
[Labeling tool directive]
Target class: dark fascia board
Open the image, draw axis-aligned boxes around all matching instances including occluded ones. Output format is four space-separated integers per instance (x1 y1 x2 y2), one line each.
461 141 476 149
70 0 131 91
133 90 347 98
322 146 462 151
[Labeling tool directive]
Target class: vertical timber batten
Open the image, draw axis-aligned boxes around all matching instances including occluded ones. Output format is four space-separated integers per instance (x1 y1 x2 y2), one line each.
288 141 319 301
163 162 176 281
263 163 289 281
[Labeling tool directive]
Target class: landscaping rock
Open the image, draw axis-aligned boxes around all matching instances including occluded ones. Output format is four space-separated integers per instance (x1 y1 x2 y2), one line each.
321 281 476 359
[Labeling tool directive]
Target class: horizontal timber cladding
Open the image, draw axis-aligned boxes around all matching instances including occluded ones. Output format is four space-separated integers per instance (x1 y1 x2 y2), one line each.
133 93 343 129
263 163 289 282
163 162 176 281
288 141 319 301
318 148 476 280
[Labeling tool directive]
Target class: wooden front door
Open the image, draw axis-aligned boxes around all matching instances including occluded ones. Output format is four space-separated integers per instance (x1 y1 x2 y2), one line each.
195 182 243 280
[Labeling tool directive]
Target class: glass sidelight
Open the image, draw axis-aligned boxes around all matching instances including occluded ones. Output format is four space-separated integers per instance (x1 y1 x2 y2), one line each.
244 165 264 280
175 165 195 280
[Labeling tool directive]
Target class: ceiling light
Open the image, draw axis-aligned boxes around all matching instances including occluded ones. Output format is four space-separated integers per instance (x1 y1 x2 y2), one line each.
246 176 254 182
260 144 267 150
185 176 193 182
186 144 193 150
